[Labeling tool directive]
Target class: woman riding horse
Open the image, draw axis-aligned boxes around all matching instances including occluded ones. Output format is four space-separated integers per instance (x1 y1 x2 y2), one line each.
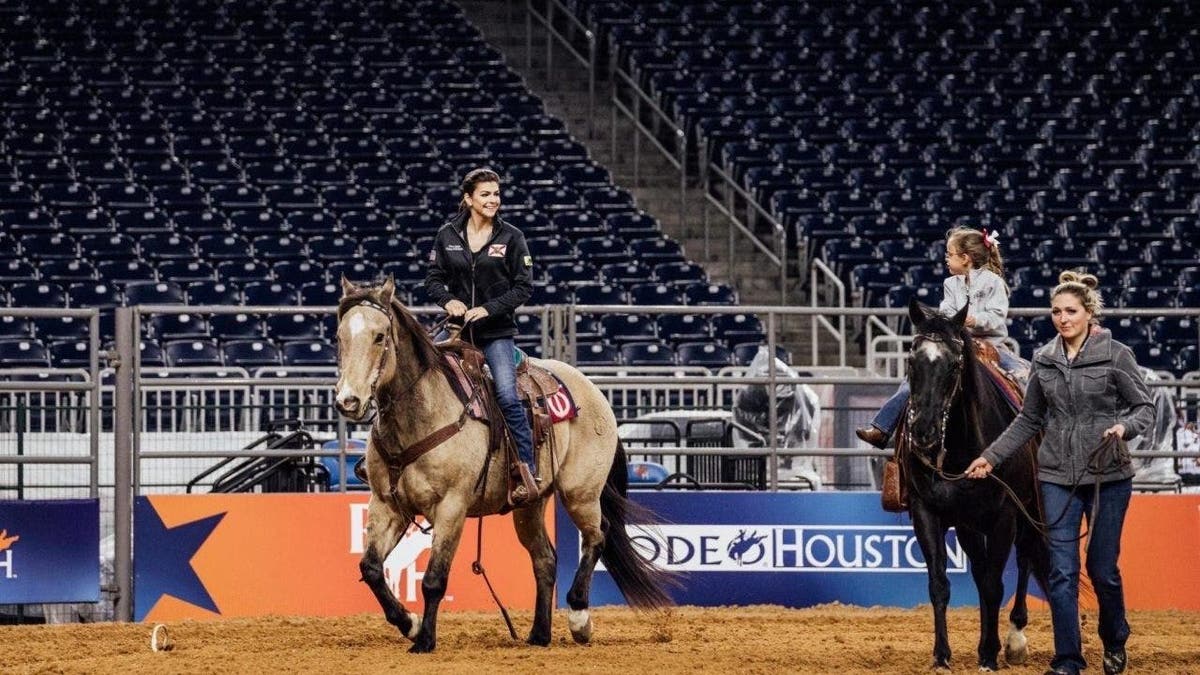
424 167 539 504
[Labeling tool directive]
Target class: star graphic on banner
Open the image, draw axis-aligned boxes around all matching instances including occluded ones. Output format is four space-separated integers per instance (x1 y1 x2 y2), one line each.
134 498 226 620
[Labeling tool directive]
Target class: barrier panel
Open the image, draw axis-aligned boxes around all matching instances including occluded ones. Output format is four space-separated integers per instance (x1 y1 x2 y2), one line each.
134 494 548 621
0 499 99 604
556 492 1200 611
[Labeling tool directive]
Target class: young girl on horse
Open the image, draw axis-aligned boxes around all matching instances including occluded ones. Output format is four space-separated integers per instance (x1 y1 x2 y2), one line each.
425 167 539 503
857 226 1025 449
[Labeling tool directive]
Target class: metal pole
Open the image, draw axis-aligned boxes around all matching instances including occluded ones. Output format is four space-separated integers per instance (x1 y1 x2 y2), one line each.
16 399 24 499
587 36 596 139
114 306 135 622
545 0 553 87
525 0 532 72
779 230 788 306
89 311 100 496
633 102 641 187
766 311 779 491
678 129 687 237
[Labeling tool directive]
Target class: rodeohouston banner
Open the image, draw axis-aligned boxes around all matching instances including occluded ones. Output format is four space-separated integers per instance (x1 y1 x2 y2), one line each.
134 494 548 622
0 499 100 604
556 492 1200 611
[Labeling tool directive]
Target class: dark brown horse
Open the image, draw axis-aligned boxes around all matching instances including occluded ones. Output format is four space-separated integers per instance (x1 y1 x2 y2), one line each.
334 278 673 653
902 299 1049 671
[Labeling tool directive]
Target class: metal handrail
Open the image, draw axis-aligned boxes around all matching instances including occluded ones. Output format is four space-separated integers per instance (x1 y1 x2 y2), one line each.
526 0 597 137
610 64 687 225
810 258 847 366
700 158 789 305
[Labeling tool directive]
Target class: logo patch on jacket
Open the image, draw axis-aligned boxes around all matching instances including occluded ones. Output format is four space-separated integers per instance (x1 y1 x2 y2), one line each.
523 255 533 267
488 244 507 257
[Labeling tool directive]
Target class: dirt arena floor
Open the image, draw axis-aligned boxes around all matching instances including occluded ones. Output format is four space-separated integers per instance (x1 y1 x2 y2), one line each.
4 605 1198 674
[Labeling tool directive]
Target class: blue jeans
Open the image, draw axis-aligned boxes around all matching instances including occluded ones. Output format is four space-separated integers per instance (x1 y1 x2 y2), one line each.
1041 478 1133 674
871 348 1027 436
482 337 535 469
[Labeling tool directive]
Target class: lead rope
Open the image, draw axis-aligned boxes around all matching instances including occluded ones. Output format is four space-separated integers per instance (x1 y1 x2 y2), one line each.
471 516 518 640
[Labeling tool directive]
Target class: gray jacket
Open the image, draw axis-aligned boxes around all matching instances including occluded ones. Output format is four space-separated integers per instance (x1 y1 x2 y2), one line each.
980 329 1154 485
939 269 1008 343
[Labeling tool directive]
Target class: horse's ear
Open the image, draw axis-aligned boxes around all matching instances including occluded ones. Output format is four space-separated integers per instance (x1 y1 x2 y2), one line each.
951 301 969 328
908 296 929 330
340 274 356 298
378 275 396 306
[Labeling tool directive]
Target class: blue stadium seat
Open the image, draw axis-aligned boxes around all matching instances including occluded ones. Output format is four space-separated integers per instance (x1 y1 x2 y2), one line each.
266 314 324 341
0 317 34 338
48 340 92 368
33 316 89 342
222 339 282 368
684 282 738 305
148 314 212 340
10 282 67 307
621 341 675 367
575 342 621 366
242 281 298 306
600 314 657 343
0 339 50 367
282 341 337 366
712 314 766 346
656 314 713 346
124 281 185 306
299 282 342 307
158 260 217 284
210 313 265 340
572 283 627 305
162 339 223 367
630 283 683 306
677 341 733 368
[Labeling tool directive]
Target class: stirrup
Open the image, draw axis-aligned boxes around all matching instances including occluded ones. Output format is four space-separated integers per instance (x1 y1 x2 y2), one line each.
510 462 540 506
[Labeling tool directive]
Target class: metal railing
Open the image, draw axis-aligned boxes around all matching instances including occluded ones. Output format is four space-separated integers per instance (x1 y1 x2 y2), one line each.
697 151 789 304
810 258 848 366
608 65 687 225
526 0 597 138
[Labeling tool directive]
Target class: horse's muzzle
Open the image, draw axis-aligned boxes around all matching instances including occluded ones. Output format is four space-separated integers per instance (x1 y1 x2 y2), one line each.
335 396 372 421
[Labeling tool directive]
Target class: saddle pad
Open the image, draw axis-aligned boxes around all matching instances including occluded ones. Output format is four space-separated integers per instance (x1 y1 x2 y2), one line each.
519 366 579 424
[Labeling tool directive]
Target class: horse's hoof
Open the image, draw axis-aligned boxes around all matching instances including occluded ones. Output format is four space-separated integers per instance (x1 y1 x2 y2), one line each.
979 667 996 673
568 608 593 644
408 638 435 654
932 659 952 673
527 632 551 647
1005 625 1028 665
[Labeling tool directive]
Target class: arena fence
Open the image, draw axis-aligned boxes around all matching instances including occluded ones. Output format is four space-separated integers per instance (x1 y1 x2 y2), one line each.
3 303 1198 622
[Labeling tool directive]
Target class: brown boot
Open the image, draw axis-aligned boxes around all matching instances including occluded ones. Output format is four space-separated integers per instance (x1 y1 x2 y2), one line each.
855 425 890 449
510 462 540 506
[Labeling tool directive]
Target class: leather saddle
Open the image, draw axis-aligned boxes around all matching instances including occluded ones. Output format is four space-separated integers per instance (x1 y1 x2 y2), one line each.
435 337 568 503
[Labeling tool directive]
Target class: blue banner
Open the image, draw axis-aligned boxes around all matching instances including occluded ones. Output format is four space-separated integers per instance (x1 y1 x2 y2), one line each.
556 492 1027 609
0 499 100 603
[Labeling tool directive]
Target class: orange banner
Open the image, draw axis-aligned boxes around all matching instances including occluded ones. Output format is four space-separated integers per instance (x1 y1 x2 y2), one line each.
1117 494 1200 610
136 494 549 622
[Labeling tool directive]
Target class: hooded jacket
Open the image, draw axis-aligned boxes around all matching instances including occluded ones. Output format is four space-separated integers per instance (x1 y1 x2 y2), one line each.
980 328 1154 485
424 212 533 342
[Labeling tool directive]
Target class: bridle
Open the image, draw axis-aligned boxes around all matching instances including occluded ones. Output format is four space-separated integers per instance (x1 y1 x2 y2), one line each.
904 332 965 474
340 297 425 421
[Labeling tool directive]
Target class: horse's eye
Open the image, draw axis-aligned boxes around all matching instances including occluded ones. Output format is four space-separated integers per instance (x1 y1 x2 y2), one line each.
374 333 385 344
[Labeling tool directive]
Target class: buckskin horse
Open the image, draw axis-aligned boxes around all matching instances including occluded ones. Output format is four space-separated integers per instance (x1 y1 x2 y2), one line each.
899 298 1049 671
333 277 673 653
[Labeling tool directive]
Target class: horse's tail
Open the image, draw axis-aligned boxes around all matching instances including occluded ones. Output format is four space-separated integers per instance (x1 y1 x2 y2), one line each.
598 440 677 610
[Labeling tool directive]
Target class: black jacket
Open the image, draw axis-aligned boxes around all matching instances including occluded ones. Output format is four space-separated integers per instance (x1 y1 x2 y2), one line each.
424 212 533 342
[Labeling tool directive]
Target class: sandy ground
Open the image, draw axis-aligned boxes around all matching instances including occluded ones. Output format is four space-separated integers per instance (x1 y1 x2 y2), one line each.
4 606 1198 674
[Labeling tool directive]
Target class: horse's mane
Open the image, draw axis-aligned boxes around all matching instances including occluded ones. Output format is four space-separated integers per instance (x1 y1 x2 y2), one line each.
338 286 443 374
916 313 1016 451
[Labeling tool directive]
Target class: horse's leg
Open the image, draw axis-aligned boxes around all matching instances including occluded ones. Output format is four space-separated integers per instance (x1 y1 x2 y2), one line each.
958 520 1012 671
562 495 606 644
409 497 468 654
911 504 952 670
512 497 556 646
1005 528 1031 666
359 498 421 640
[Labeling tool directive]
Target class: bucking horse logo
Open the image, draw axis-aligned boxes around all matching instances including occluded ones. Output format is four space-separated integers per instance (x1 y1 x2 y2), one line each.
726 529 768 566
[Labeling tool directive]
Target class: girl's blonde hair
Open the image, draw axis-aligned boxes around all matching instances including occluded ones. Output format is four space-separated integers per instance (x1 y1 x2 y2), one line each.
1052 270 1104 322
946 227 1007 290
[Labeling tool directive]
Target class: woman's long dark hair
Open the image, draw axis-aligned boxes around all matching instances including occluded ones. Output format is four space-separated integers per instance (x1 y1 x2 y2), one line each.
456 167 501 217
